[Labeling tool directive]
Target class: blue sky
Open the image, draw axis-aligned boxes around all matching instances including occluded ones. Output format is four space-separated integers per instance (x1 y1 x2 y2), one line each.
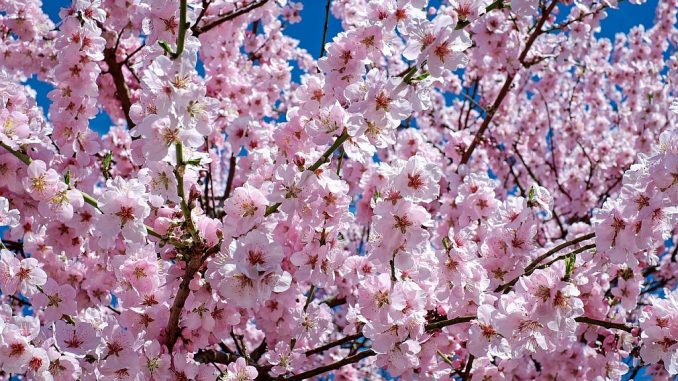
31 0 658 133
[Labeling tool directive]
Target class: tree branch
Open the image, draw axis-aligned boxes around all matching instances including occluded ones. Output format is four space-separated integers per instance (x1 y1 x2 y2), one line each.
574 316 632 332
0 143 184 248
279 350 376 381
103 47 136 129
462 354 474 381
526 232 595 273
319 0 332 58
221 154 237 202
279 315 476 379
495 243 596 293
265 129 350 216
0 141 31 165
192 0 270 36
165 253 203 351
305 333 363 356
194 348 236 364
460 0 559 164
425 315 476 331
160 0 189 59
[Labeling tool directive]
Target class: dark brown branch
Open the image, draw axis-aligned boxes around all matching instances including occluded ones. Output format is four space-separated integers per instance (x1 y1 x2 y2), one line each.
575 140 597 190
459 72 513 165
222 154 237 202
460 0 559 164
193 0 270 36
250 340 268 361
455 0 506 30
279 315 475 380
194 349 236 364
538 243 596 270
107 305 121 315
322 295 346 308
279 350 376 381
641 281 668 296
511 142 567 237
319 0 332 58
164 253 203 351
1 239 24 252
7 294 31 307
183 314 636 380
463 79 479 129
524 233 595 273
427 139 453 164
194 0 213 28
305 333 363 356
457 79 468 130
103 47 135 129
542 3 609 33
122 43 146 65
425 315 476 331
461 354 474 381
537 90 572 203
496 242 596 293
596 174 624 207
164 243 222 351
574 316 632 332
626 364 645 381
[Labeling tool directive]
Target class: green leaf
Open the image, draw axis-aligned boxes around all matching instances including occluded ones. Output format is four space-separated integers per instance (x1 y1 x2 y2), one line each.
64 169 71 186
528 186 536 201
411 72 430 82
442 236 453 252
402 66 418 83
565 253 576 278
102 151 112 180
185 158 203 166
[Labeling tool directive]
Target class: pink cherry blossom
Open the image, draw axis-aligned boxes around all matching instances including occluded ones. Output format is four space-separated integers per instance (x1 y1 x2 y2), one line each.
31 278 77 322
0 250 46 296
224 357 257 381
222 183 268 237
0 197 20 227
96 177 151 248
54 320 98 357
0 0 674 379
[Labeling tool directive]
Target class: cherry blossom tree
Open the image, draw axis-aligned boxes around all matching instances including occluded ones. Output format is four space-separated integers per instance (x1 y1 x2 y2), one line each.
0 0 676 379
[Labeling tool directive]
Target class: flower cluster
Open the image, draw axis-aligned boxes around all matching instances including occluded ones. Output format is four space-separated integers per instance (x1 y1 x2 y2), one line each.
48 0 106 164
0 0 675 379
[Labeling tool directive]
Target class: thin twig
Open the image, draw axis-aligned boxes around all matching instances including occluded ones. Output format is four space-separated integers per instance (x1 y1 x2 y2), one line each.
496 242 596 293
462 354 474 381
279 350 376 381
193 0 270 36
574 316 632 332
221 154 237 202
305 333 363 356
265 130 350 216
319 0 332 58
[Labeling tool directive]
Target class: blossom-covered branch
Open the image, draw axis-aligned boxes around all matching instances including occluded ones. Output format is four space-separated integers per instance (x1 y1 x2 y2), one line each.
0 0 676 380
